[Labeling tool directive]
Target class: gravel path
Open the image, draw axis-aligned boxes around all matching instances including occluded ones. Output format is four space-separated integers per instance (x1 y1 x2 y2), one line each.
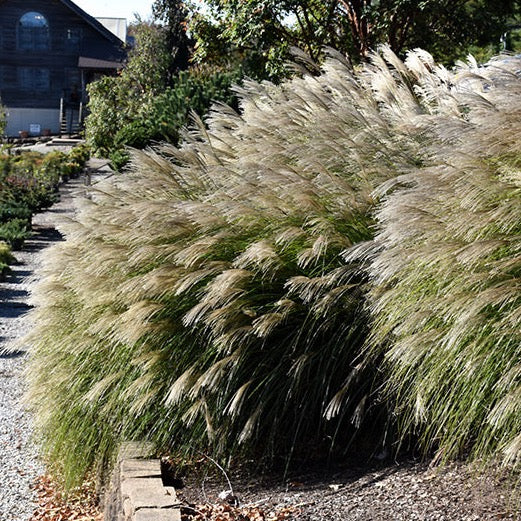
0 159 112 521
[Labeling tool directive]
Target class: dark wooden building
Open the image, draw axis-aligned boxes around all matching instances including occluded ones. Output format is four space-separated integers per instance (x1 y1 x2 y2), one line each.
0 0 127 136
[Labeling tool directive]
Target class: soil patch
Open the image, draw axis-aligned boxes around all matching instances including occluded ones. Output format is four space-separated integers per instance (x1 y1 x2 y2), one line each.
171 457 521 520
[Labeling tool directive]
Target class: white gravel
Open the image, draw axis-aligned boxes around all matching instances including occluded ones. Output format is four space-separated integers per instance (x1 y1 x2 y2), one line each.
0 252 45 521
0 159 113 521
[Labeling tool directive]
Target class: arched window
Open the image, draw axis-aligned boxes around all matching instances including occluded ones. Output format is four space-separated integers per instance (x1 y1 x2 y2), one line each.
18 12 49 51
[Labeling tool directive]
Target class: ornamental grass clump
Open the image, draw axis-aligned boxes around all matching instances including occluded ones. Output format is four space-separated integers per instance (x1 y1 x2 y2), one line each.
26 48 459 486
367 56 521 466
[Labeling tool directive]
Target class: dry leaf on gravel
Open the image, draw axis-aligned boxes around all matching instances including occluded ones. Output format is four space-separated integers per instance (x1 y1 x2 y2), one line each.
30 474 103 521
182 502 298 521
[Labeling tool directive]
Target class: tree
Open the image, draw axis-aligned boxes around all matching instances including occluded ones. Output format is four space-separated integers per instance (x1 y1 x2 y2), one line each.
187 0 520 79
85 23 171 161
123 22 172 95
187 0 351 79
85 20 241 169
152 0 191 77
370 0 520 63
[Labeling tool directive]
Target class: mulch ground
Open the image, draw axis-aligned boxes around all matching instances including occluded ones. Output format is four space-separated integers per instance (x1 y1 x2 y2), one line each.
30 474 102 521
28 456 521 520
174 457 521 521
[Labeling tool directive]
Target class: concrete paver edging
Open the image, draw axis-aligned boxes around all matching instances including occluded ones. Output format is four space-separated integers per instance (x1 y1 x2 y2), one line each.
104 443 182 521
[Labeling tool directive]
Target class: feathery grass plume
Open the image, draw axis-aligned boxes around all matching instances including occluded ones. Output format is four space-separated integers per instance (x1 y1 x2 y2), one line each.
26 47 457 486
167 49 457 456
367 55 521 467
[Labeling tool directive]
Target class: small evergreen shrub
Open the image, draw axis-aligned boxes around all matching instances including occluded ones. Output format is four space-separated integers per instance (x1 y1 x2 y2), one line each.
0 202 32 226
68 144 90 165
0 218 31 250
0 241 15 279
87 64 242 170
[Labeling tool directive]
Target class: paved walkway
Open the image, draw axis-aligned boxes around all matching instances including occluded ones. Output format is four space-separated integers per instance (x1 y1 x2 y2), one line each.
0 159 112 520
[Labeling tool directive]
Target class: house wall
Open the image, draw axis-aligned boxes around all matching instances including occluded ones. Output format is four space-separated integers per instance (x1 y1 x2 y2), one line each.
0 0 126 135
5 107 60 136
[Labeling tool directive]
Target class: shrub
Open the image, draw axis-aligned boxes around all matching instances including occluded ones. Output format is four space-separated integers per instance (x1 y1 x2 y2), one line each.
85 22 242 170
0 146 89 253
84 76 122 158
68 144 90 165
0 218 31 250
0 202 32 226
107 67 242 169
84 23 173 164
0 241 15 279
0 146 89 211
40 151 69 186
1 153 59 211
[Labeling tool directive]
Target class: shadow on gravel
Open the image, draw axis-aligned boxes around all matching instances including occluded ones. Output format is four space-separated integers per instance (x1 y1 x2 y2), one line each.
2 269 31 286
0 306 31 319
42 207 73 215
6 269 31 278
0 289 30 300
27 226 63 244
0 349 25 359
0 226 62 318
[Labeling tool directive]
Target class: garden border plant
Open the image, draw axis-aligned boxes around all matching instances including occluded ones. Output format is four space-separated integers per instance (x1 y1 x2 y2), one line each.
363 56 521 467
24 48 521 492
0 144 90 257
26 47 455 488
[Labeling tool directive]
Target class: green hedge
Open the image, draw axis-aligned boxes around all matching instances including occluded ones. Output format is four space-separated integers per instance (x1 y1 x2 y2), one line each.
0 145 90 253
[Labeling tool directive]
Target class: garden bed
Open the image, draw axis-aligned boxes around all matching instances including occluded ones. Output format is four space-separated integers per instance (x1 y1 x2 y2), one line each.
0 144 90 267
171 457 521 521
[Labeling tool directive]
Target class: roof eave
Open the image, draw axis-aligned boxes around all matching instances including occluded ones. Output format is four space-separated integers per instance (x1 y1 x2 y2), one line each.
59 0 126 48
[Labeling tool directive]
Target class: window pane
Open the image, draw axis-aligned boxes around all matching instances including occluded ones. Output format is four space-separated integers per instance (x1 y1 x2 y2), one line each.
18 12 49 51
19 67 50 91
20 12 48 27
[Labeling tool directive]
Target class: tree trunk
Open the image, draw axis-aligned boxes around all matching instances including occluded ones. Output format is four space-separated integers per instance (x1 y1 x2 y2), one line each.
337 0 372 59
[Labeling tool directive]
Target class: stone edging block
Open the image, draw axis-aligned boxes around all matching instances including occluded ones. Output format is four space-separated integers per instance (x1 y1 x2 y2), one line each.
105 443 182 521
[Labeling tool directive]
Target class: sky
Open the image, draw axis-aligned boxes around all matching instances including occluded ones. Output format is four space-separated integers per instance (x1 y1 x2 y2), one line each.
73 0 155 22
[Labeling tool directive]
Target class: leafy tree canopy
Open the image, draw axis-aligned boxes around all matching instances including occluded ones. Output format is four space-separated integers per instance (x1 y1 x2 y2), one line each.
151 0 192 76
184 0 520 80
86 21 240 168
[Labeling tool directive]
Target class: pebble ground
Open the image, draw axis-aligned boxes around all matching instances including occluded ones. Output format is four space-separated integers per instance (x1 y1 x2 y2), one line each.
0 158 112 521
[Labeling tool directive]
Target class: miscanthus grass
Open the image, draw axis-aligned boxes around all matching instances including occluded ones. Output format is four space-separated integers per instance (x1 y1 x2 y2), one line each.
366 56 521 467
26 47 479 486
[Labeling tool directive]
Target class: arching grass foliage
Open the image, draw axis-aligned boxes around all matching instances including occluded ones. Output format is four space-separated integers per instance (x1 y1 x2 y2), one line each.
25 49 521 487
366 56 521 466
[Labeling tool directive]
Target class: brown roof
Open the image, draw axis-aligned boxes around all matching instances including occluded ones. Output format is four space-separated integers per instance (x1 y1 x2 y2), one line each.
78 56 123 70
